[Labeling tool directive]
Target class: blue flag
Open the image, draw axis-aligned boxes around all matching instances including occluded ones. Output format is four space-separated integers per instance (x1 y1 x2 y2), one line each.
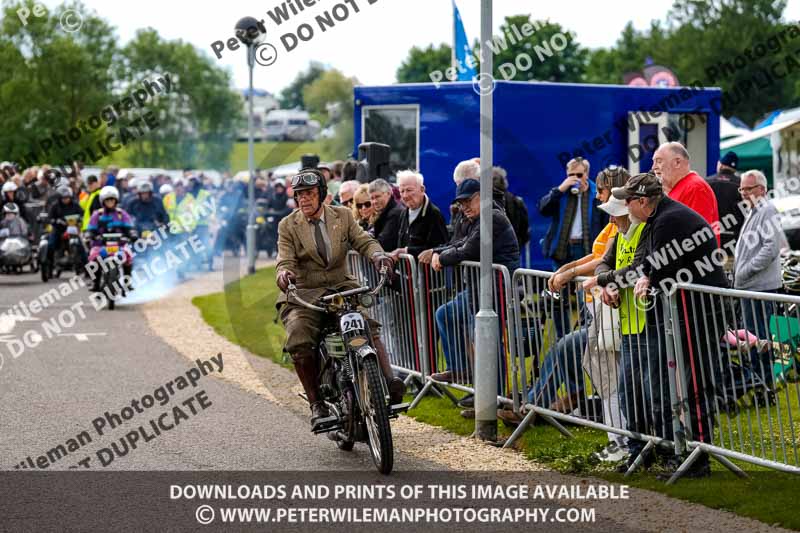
453 0 476 81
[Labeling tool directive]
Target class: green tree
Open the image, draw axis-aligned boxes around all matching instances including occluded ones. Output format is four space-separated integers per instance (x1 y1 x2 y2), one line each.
583 0 797 125
118 28 243 169
279 61 325 109
303 69 356 160
0 0 117 165
663 0 794 124
396 43 451 83
483 16 586 82
584 22 668 84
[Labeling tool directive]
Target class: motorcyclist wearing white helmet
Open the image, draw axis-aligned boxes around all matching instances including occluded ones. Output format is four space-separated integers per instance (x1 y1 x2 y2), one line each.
85 186 136 288
1 203 29 239
1 180 29 221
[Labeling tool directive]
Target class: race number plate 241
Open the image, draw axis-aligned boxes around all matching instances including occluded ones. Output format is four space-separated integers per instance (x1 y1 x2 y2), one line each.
340 313 365 333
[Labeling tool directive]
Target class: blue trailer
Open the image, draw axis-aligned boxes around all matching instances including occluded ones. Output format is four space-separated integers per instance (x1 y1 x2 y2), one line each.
353 80 721 270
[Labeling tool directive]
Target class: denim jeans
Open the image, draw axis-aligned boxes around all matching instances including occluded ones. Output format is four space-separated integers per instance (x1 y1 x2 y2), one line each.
551 243 586 340
528 328 587 407
435 289 473 375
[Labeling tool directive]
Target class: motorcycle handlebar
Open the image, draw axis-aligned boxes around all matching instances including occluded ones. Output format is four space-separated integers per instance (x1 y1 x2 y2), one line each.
287 268 388 310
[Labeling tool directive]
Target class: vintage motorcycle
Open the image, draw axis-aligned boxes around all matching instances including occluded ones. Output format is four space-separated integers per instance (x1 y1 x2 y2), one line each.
287 268 407 475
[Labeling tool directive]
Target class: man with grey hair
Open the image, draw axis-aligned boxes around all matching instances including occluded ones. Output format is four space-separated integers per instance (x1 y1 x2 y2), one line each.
453 159 480 185
652 141 720 239
337 179 359 208
369 178 404 251
734 169 787 389
393 170 448 259
448 158 481 243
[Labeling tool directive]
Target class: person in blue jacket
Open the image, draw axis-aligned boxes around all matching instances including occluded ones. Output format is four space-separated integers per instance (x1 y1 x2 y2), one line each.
538 156 604 339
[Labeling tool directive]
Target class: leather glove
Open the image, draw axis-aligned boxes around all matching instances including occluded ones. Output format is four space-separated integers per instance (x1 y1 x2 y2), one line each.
276 270 296 292
371 253 395 281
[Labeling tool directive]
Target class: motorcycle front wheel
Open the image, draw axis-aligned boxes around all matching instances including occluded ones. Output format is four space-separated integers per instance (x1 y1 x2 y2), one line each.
358 356 393 474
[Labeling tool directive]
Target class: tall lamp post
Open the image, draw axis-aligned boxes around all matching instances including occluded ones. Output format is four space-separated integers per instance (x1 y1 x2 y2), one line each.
235 16 266 275
474 0 497 442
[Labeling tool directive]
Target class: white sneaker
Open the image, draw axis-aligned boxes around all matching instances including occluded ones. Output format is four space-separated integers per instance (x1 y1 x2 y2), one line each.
593 443 630 463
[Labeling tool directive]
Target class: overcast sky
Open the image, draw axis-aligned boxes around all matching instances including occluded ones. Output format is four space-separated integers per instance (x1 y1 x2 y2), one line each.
35 0 800 94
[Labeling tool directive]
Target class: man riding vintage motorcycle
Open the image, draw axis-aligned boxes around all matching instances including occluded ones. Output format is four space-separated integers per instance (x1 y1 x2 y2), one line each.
275 169 405 430
45 185 87 271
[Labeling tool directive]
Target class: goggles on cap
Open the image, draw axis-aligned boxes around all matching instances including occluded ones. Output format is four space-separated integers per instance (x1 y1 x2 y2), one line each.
291 172 321 189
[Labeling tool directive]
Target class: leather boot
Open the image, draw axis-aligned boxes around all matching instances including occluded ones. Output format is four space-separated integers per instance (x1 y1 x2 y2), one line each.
293 349 329 428
374 337 405 405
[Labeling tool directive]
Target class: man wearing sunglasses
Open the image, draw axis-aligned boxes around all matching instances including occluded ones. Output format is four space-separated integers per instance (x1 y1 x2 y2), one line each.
538 156 604 339
275 169 404 430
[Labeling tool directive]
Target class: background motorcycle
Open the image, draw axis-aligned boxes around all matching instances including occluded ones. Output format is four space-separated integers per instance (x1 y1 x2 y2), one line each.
288 268 407 475
40 214 84 281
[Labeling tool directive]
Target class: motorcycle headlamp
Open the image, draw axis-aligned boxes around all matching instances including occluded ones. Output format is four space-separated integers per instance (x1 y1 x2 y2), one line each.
358 293 375 308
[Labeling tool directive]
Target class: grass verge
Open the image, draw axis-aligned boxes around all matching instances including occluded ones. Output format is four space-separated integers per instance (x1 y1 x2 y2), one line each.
192 266 800 530
192 266 291 369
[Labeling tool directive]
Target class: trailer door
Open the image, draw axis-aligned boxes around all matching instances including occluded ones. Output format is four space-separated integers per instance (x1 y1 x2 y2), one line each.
627 111 708 176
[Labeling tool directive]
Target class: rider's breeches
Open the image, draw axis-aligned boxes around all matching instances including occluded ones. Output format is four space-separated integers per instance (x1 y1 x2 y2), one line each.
280 304 381 358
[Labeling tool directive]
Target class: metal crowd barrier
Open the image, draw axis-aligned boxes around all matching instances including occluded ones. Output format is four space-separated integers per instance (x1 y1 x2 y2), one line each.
666 283 800 479
413 261 519 411
505 270 682 467
346 252 427 386
344 251 800 481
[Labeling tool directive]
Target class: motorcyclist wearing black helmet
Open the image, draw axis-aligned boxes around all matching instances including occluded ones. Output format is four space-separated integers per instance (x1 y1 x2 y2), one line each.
47 185 87 267
275 168 405 430
128 180 170 235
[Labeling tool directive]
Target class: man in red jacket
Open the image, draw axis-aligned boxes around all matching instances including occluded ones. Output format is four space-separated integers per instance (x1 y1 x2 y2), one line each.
652 141 720 245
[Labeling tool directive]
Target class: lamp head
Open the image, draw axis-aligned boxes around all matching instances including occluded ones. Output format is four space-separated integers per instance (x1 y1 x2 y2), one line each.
235 16 266 46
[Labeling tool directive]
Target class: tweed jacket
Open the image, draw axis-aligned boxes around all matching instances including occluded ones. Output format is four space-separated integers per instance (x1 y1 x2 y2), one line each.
276 204 384 307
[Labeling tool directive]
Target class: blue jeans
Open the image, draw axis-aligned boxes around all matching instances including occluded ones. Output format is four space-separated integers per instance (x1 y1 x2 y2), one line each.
528 328 587 407
435 289 473 375
551 243 586 340
741 295 777 388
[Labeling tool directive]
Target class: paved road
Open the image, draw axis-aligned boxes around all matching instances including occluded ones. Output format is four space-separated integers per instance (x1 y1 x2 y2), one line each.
0 271 434 472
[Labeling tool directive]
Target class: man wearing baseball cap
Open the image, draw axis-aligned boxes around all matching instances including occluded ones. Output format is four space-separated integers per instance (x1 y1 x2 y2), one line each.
599 172 727 478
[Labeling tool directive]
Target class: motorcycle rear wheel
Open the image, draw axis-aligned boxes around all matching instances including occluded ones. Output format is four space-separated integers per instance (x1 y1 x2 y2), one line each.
359 357 393 474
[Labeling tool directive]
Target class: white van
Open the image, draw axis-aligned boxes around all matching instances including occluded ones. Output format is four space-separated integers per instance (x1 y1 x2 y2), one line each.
265 110 314 141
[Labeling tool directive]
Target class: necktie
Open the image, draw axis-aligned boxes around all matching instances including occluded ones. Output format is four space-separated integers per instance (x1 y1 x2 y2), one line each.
313 219 328 265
